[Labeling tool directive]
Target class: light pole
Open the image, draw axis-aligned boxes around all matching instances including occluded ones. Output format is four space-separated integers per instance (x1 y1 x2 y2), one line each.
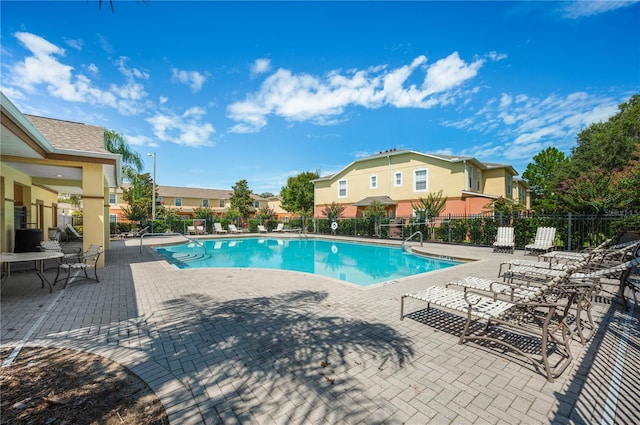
147 152 156 233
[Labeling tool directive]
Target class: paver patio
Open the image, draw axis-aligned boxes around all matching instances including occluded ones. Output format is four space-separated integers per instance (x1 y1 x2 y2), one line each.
1 236 638 424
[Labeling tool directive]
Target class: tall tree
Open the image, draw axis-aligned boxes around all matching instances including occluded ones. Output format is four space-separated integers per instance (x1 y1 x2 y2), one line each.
570 94 640 174
230 179 254 219
280 171 320 218
121 173 154 224
522 147 570 197
104 129 143 183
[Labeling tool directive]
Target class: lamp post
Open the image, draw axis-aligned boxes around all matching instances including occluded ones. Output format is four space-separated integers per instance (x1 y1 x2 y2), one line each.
147 152 156 233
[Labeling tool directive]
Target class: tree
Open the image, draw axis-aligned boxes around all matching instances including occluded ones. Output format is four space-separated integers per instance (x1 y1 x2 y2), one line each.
411 190 448 240
230 179 254 219
362 200 387 237
104 129 143 183
522 147 570 198
258 192 275 198
280 171 319 218
570 94 640 175
121 173 154 225
321 202 346 221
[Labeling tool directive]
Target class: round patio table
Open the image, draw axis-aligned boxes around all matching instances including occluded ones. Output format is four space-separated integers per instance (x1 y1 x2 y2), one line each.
1 251 64 293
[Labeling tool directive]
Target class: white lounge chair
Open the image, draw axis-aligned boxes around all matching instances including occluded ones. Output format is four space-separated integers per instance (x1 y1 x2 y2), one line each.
400 271 575 382
273 223 285 232
66 223 82 240
493 227 514 254
228 224 245 234
213 223 227 234
524 227 556 255
257 225 268 233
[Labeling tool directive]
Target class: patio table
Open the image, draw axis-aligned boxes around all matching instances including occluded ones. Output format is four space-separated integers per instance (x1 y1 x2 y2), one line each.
1 251 64 293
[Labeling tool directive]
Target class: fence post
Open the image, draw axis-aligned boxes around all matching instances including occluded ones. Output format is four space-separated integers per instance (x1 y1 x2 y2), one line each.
567 212 572 251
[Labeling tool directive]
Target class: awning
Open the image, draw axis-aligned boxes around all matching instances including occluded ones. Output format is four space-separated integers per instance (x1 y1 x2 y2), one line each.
352 196 397 207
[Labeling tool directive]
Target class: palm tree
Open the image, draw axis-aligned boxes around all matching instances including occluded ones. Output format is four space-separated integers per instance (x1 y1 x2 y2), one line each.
104 129 143 183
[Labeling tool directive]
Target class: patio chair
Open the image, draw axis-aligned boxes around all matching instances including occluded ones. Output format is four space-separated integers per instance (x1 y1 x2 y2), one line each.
273 223 285 232
213 223 227 234
493 227 515 254
228 224 246 234
257 225 268 233
400 271 575 382
524 227 557 255
66 223 82 240
55 244 103 288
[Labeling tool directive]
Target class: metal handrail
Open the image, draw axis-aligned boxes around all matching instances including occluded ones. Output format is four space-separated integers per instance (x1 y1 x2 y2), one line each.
139 232 206 254
402 231 423 250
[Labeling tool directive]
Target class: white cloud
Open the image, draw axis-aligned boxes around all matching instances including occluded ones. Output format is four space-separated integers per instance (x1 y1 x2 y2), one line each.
227 52 485 133
171 68 210 93
560 1 639 19
146 107 216 147
444 91 623 165
125 134 158 148
64 38 84 51
251 58 271 76
7 32 148 115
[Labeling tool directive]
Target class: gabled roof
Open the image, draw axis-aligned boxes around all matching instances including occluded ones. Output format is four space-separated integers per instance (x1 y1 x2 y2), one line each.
352 196 397 206
158 185 233 199
313 149 517 182
25 115 108 154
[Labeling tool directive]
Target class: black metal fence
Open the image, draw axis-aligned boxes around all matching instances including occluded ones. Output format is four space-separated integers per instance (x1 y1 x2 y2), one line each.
307 212 640 251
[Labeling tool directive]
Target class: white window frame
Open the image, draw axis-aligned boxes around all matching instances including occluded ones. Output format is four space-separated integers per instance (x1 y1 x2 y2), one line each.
109 193 117 205
338 179 347 198
476 170 482 192
254 200 260 208
394 171 403 187
468 165 474 191
174 197 182 207
506 177 513 198
370 175 377 189
109 214 118 223
202 199 209 208
414 169 428 192
219 199 225 208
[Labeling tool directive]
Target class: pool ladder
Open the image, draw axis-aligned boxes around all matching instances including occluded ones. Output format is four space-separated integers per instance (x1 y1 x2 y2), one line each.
402 231 423 251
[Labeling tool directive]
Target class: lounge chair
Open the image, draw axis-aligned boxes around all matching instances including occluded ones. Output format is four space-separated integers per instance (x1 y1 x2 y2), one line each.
213 223 228 234
400 271 576 382
228 224 246 234
493 227 515 254
125 226 149 238
257 225 268 233
273 223 285 232
187 225 196 235
66 223 82 240
55 244 103 288
524 227 556 255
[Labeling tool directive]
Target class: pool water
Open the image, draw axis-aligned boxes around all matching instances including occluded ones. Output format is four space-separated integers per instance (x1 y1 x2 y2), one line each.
155 237 462 287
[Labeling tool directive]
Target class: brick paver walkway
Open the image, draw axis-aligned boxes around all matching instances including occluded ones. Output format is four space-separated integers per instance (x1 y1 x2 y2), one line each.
2 236 638 424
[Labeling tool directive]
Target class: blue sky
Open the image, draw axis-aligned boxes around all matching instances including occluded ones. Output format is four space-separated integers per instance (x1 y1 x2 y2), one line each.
2 1 639 195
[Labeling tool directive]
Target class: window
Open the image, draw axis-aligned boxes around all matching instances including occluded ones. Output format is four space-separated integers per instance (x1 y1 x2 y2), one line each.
109 214 117 223
174 198 182 207
476 170 482 192
468 165 474 191
414 169 428 192
506 177 513 197
254 200 260 208
394 172 403 187
338 179 347 198
219 199 225 208
370 175 377 189
109 193 117 204
202 199 209 208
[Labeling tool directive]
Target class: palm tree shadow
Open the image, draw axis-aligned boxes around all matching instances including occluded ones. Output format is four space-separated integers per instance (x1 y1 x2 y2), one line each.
154 290 414 423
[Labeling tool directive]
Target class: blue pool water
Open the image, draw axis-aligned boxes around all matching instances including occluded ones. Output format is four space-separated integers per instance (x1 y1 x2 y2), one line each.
155 237 462 287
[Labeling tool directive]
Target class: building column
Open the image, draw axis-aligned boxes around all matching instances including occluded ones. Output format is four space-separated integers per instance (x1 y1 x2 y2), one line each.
82 163 106 267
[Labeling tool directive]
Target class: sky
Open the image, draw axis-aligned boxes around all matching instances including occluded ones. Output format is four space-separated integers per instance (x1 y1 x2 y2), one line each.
2 1 639 195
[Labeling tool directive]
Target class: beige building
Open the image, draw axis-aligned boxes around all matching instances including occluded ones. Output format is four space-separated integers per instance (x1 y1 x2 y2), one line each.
313 149 530 218
109 185 271 222
1 92 120 266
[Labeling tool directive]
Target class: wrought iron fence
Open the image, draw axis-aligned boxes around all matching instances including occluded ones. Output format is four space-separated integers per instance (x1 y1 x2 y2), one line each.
311 212 640 251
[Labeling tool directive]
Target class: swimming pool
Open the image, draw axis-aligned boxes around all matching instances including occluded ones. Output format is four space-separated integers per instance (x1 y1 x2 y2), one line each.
155 237 462 287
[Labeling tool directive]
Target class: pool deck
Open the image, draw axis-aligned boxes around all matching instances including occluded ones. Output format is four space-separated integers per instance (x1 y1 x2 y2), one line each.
1 235 638 424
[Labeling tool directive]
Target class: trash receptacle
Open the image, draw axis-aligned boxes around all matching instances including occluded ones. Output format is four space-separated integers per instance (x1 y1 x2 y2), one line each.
15 229 43 252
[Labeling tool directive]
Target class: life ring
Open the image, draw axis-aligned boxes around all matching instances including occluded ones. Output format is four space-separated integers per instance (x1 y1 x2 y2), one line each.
331 245 338 254
331 221 338 231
